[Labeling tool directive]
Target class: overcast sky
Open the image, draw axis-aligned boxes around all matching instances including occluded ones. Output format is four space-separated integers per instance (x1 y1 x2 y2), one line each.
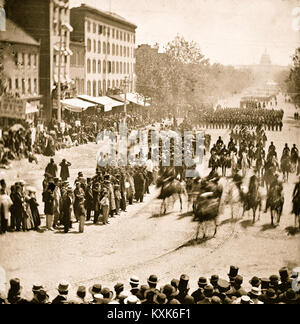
70 0 300 66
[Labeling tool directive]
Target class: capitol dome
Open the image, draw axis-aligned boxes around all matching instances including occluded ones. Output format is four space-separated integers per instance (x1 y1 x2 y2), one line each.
260 50 271 65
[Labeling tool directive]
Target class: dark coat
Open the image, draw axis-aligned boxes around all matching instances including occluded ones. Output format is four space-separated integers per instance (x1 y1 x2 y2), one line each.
59 161 71 180
43 190 54 215
45 162 57 178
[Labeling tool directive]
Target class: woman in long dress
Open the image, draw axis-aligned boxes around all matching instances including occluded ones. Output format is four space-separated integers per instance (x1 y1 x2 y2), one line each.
28 190 41 230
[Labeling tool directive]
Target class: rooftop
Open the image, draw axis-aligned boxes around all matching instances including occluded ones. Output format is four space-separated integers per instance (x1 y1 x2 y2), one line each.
0 18 39 46
71 3 137 29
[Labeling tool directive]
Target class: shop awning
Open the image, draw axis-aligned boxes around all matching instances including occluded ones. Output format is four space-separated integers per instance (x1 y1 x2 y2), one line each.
61 98 96 113
119 93 151 107
77 95 123 112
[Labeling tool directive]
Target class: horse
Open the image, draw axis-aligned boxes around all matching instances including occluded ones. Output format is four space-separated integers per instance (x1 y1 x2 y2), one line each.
157 178 187 215
267 183 284 227
219 153 231 177
264 158 279 192
230 152 238 176
193 179 223 239
239 175 262 224
280 154 291 182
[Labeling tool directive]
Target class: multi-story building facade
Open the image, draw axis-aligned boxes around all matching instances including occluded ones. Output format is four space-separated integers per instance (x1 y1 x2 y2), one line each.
70 4 137 97
5 0 73 120
0 18 41 123
70 41 85 95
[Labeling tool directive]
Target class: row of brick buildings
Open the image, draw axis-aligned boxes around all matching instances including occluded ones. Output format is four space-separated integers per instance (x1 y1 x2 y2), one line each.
0 0 137 122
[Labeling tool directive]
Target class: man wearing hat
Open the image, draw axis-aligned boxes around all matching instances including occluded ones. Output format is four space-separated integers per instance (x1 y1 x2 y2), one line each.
85 178 94 221
153 293 168 305
7 278 28 304
43 182 55 231
228 265 239 286
100 287 114 304
197 285 214 304
29 284 44 304
147 274 158 290
248 287 263 304
113 283 124 302
260 278 270 296
227 275 247 298
73 182 85 223
88 284 102 303
278 267 292 294
269 275 280 294
76 286 88 304
162 284 179 304
36 290 50 304
61 187 73 233
278 288 299 304
260 288 278 304
59 159 71 182
52 178 61 229
249 276 261 289
124 295 141 304
52 281 69 304
191 277 207 303
177 274 191 304
45 158 58 178
136 285 149 303
129 276 140 296
216 279 232 304
210 274 219 293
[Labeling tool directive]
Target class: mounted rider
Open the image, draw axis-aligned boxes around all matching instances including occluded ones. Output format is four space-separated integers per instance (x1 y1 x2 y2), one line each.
282 143 290 157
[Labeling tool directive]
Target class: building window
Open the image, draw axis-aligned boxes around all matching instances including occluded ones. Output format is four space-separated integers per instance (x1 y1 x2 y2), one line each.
112 61 115 74
87 81 91 96
103 26 106 36
54 54 57 65
116 80 119 88
120 31 122 41
103 42 106 54
112 29 115 38
112 44 115 56
93 59 96 73
116 62 119 74
120 61 122 74
108 61 112 73
87 39 91 52
98 80 101 96
99 25 102 35
87 21 91 33
94 40 96 53
107 27 110 37
34 54 37 67
15 78 19 90
22 53 25 66
98 41 101 53
93 80 97 96
87 59 91 73
81 79 84 94
8 78 12 91
103 60 106 73
103 80 106 94
108 80 111 89
28 78 31 94
124 62 126 74
112 80 115 88
120 46 122 57
107 42 110 55
34 79 37 94
116 30 119 39
127 63 129 74
22 78 26 94
116 45 119 56
93 22 96 33
98 60 101 73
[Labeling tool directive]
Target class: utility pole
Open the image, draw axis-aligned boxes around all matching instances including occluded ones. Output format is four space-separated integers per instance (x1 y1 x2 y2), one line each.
57 21 63 123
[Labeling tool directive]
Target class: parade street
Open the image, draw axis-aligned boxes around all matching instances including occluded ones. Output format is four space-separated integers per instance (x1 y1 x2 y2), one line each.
0 94 299 300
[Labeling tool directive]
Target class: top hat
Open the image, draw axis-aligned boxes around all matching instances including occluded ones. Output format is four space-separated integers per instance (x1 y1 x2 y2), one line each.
279 267 289 280
228 265 239 279
171 278 179 289
89 284 102 295
77 286 86 296
269 275 279 285
129 276 139 286
178 274 190 290
9 278 22 292
147 274 158 285
153 293 168 305
210 275 219 284
203 285 214 296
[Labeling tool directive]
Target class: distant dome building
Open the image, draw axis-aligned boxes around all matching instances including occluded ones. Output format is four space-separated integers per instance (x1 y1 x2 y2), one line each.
260 50 271 65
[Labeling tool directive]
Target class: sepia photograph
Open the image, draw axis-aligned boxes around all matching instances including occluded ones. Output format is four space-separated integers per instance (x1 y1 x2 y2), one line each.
0 0 299 309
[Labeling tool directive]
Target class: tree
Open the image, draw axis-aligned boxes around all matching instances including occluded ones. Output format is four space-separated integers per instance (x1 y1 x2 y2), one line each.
286 48 300 108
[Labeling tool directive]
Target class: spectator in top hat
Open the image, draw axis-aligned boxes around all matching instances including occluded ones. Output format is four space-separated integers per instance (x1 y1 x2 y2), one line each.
191 277 207 303
43 182 55 231
260 278 270 295
261 288 278 304
249 276 261 288
7 278 28 304
89 284 102 303
278 267 291 293
228 265 239 285
216 279 232 304
45 158 58 178
269 275 280 293
177 274 191 303
52 281 69 304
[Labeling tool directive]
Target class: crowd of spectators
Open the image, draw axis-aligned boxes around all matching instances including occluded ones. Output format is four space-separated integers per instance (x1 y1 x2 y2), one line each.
0 266 299 304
